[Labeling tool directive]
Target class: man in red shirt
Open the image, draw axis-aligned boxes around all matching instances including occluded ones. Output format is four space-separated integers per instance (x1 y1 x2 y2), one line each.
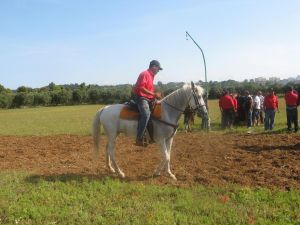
284 86 299 132
133 60 162 146
263 88 279 131
219 90 235 129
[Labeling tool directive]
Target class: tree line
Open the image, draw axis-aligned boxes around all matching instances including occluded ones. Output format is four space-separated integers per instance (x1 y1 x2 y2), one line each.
0 80 298 108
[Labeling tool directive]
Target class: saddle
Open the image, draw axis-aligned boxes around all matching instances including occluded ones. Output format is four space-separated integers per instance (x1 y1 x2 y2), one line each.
120 100 162 146
119 101 162 120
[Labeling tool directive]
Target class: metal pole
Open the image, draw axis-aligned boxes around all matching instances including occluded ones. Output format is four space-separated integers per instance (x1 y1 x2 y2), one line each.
186 31 208 100
186 31 210 130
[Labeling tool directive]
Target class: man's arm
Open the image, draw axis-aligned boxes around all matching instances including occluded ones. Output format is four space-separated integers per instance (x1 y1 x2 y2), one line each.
140 87 161 99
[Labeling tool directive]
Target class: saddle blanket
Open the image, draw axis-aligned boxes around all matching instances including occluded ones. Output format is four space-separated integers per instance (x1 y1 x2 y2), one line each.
120 103 162 120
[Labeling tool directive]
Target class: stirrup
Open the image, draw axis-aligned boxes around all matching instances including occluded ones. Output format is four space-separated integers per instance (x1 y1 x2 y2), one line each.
135 137 148 147
148 138 155 144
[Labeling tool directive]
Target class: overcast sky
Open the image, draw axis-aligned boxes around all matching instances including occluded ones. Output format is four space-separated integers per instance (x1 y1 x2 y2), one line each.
1 0 299 89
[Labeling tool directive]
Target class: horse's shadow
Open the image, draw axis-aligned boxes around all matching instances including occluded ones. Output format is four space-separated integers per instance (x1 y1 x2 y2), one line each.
25 173 157 184
238 143 300 152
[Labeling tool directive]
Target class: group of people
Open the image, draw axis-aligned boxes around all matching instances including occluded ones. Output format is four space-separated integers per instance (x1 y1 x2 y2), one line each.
219 86 299 132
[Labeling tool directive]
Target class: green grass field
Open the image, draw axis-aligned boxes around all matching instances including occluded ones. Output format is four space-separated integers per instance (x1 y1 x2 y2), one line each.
0 99 299 224
1 172 299 225
0 105 100 136
0 98 290 136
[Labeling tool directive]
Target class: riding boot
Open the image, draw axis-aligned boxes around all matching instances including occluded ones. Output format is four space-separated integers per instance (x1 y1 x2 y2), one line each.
147 119 155 144
135 135 148 147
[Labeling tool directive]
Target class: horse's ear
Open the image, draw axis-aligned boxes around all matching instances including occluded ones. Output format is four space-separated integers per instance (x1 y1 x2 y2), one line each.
191 81 195 89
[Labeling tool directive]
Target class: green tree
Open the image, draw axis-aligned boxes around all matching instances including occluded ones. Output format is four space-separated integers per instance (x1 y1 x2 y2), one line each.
16 86 31 93
24 93 34 106
33 92 51 106
0 93 13 108
48 82 56 91
71 89 86 104
50 89 71 105
87 89 99 104
12 93 26 108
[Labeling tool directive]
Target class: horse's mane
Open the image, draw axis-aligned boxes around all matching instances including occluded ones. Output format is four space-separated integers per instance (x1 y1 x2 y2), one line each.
160 83 204 105
182 83 205 96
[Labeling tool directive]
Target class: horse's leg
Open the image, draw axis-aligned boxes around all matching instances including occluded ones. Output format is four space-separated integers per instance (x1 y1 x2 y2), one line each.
154 140 167 177
164 137 177 180
107 136 125 178
154 138 176 180
105 143 115 173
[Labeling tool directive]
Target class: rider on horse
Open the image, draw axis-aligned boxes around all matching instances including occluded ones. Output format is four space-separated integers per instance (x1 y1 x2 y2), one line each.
133 60 162 146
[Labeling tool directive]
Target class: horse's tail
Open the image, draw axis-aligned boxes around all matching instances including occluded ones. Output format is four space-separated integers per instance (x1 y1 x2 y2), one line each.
92 108 104 158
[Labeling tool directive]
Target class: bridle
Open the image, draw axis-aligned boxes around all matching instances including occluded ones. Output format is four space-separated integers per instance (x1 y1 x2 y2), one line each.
151 82 208 138
163 82 206 114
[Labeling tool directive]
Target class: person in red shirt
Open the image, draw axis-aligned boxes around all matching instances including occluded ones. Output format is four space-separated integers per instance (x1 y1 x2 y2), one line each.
263 88 279 131
133 60 162 146
284 86 299 132
219 90 235 129
230 92 238 125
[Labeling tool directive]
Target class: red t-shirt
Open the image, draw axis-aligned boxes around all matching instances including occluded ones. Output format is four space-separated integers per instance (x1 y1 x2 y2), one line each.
232 97 238 110
219 94 235 110
133 69 155 100
285 90 298 106
264 94 278 109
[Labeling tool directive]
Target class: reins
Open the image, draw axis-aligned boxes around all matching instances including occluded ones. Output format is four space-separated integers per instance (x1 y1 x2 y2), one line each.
162 88 193 113
152 86 204 140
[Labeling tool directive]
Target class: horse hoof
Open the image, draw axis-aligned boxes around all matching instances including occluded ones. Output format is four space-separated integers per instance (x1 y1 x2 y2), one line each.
153 170 161 176
170 174 177 180
109 168 116 173
153 173 160 177
119 172 125 179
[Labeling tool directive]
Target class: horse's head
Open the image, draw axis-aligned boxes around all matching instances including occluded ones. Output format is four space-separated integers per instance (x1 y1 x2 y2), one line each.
188 82 208 121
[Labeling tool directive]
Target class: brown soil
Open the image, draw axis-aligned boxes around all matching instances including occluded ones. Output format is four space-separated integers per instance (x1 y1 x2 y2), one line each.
0 132 299 190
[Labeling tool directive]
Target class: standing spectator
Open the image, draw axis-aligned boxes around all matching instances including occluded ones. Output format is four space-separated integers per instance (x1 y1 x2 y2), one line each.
258 91 265 124
201 96 210 130
231 92 238 112
244 91 253 128
230 92 238 125
252 92 261 126
284 86 299 132
263 88 279 131
183 105 195 132
236 91 246 124
219 90 235 129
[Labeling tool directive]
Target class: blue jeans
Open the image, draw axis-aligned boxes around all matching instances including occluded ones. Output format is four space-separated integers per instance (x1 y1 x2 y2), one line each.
264 109 276 130
134 96 151 140
286 107 298 131
246 110 252 127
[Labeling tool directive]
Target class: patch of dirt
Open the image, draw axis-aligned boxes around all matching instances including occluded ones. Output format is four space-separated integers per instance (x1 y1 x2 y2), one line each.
0 132 299 190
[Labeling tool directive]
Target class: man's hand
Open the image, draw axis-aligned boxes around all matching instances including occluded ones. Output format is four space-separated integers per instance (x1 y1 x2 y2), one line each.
154 92 162 99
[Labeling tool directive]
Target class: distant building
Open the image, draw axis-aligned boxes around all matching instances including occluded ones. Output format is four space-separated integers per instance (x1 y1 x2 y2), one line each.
254 77 267 85
295 75 300 84
280 77 295 85
268 77 280 83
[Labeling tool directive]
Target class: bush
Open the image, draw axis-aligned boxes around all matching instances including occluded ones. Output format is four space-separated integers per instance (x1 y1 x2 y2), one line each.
0 93 13 108
50 89 72 105
71 89 86 104
33 92 51 106
24 93 34 106
11 93 26 108
87 89 99 104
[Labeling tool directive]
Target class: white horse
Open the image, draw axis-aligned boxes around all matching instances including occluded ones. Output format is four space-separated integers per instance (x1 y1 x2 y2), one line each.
92 82 208 180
